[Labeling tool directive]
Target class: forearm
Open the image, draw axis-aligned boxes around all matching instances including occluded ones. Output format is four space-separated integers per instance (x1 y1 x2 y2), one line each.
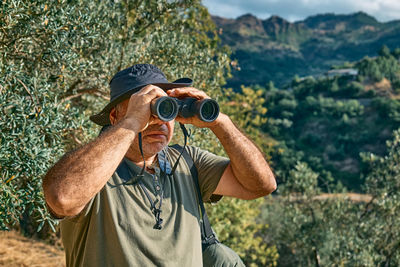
43 118 138 216
210 114 276 194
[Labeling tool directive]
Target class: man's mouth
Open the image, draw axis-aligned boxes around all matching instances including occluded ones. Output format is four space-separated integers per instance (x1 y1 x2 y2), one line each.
143 130 168 140
146 133 166 138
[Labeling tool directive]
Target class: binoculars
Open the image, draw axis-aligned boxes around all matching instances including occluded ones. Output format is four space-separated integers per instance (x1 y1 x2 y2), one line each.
151 97 219 122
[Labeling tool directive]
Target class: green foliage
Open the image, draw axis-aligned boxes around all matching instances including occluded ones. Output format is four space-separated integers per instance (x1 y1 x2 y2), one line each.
378 45 391 57
256 49 400 265
393 48 400 58
372 97 400 122
222 86 274 155
359 129 400 264
357 48 400 83
1 0 230 233
203 85 278 265
261 162 370 266
303 96 364 118
263 51 400 190
263 128 400 266
207 198 278 267
281 162 320 196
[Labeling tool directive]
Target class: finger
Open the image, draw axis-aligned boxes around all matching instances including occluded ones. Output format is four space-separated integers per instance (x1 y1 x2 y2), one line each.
137 84 164 96
143 87 167 100
129 87 166 104
174 116 192 124
168 87 209 99
168 87 206 96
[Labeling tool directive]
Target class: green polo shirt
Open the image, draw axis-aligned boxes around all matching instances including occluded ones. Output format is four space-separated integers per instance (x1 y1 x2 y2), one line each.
60 145 229 267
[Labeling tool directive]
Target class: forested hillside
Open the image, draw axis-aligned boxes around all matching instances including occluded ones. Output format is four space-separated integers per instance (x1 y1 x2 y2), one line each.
262 46 400 190
213 12 400 88
207 10 400 264
223 46 400 265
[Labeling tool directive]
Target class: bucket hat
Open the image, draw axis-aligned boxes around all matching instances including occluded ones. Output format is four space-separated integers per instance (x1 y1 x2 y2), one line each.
90 64 192 126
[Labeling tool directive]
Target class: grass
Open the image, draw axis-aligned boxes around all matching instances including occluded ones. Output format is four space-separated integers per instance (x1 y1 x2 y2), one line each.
0 230 65 267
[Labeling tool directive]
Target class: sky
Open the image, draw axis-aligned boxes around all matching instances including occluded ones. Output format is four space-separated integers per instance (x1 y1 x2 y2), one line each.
202 0 400 23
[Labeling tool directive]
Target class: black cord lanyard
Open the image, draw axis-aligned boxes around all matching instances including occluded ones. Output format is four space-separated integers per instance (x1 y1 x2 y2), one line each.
136 123 190 230
137 132 165 230
138 178 164 230
171 123 191 174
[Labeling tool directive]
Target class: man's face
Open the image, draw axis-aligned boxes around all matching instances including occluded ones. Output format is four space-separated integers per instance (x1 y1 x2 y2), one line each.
110 99 175 159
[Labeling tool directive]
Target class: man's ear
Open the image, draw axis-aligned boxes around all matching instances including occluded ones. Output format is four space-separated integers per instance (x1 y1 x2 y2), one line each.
109 107 117 125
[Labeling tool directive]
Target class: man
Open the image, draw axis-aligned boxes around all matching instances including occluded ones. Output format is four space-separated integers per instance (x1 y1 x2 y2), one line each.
43 64 276 266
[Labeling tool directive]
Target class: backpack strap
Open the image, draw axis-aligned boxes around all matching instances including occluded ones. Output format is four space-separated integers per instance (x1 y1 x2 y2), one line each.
170 144 218 250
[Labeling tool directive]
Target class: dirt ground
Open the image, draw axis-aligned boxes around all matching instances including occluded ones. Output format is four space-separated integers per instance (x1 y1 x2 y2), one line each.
0 231 65 267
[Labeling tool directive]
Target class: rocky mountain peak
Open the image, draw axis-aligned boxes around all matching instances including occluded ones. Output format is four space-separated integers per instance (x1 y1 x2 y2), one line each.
235 13 265 36
266 15 290 25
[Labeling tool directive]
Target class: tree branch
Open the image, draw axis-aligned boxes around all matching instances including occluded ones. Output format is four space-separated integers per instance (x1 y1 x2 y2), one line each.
60 88 109 104
306 203 321 267
67 79 82 93
16 78 40 113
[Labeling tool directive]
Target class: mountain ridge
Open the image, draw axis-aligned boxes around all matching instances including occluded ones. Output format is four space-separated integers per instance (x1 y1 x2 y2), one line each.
212 12 400 88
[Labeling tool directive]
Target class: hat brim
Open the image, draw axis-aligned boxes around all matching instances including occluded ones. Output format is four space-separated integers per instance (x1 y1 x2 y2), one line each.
90 79 192 126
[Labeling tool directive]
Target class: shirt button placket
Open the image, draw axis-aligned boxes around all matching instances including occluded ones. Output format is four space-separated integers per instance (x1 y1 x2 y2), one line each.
152 174 161 195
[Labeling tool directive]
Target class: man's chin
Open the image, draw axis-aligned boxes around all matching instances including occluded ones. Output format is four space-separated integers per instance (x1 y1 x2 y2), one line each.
144 142 168 155
144 134 167 142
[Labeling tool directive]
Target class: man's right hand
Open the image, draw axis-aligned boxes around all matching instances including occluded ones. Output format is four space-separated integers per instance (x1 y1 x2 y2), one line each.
115 85 168 132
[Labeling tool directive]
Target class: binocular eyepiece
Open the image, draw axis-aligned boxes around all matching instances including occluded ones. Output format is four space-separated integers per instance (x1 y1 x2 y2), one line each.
151 96 220 122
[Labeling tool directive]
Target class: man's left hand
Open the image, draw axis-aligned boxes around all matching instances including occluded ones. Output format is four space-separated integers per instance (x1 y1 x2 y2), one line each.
167 87 220 128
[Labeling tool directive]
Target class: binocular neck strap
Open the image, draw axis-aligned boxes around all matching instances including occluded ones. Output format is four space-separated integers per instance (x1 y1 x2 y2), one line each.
171 123 190 175
138 132 145 176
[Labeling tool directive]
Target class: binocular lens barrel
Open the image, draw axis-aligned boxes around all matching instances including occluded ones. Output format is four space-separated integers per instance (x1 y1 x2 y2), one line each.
151 96 179 122
151 97 219 122
193 99 220 122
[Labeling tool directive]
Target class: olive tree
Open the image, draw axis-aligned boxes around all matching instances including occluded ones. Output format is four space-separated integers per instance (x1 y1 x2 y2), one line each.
0 0 230 235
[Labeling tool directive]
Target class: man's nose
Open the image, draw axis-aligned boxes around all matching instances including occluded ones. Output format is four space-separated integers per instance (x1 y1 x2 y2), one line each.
150 116 170 125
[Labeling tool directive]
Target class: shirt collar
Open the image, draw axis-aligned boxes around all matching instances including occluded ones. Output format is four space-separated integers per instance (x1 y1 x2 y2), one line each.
116 148 172 181
157 148 172 175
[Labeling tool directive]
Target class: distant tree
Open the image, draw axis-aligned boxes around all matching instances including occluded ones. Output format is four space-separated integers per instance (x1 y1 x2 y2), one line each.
291 75 301 87
358 129 400 265
260 128 400 266
329 78 340 92
260 162 362 266
378 45 391 57
266 81 277 91
346 81 365 96
357 48 400 83
392 48 400 58
370 61 384 82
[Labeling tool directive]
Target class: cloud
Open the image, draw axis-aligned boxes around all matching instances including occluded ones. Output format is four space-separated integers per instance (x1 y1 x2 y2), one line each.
202 0 400 22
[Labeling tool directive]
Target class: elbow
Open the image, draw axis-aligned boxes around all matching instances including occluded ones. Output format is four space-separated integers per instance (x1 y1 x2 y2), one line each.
268 177 277 194
47 194 83 217
241 179 277 201
259 173 277 196
43 183 82 218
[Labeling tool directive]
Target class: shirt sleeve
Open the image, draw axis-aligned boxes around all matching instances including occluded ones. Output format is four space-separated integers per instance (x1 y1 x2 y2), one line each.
186 146 230 203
